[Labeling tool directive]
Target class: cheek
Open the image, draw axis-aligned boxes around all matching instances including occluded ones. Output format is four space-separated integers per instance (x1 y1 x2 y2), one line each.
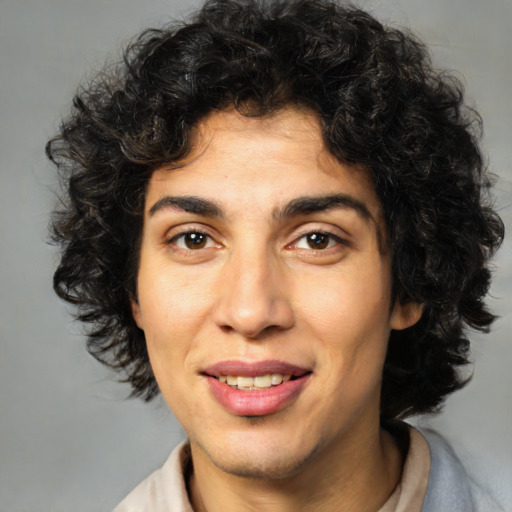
138 262 214 333
294 263 392 397
295 264 392 340
136 262 221 385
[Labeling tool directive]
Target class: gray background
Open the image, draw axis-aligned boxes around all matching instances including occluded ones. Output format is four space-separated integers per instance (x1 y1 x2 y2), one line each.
0 0 510 510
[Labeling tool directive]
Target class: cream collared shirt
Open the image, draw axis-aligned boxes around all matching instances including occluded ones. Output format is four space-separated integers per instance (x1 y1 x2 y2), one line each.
114 427 430 512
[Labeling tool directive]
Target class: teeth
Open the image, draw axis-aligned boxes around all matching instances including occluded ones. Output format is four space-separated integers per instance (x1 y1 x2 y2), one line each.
237 376 254 388
220 374 294 390
254 375 272 388
271 374 283 385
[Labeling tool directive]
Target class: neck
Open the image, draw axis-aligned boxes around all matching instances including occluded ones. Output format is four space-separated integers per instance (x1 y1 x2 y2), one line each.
188 425 403 512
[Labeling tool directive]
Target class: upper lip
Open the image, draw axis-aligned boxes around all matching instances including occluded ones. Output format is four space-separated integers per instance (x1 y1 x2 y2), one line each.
203 359 311 378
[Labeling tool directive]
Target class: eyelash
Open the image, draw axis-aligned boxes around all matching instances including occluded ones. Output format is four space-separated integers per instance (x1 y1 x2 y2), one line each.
290 231 347 252
167 230 218 251
166 229 347 253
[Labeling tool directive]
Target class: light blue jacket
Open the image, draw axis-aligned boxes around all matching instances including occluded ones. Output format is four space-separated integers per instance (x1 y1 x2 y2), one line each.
421 430 506 512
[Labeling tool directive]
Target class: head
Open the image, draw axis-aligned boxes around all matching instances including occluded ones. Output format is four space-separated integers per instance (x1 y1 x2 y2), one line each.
48 0 503 430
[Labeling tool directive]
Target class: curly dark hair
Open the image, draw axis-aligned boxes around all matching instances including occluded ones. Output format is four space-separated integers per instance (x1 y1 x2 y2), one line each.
47 0 504 420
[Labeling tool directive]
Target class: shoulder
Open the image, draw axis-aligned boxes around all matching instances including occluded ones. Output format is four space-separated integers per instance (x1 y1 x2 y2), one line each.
419 428 505 512
113 441 193 512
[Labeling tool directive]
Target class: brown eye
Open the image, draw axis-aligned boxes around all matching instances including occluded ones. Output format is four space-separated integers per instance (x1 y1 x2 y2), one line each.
184 232 207 249
306 233 329 249
293 231 345 251
171 231 214 250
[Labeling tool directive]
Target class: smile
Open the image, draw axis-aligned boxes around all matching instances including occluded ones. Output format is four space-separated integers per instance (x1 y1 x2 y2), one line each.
216 374 292 390
203 360 312 416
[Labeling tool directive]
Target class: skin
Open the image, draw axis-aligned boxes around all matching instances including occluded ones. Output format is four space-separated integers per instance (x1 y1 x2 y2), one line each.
132 107 422 512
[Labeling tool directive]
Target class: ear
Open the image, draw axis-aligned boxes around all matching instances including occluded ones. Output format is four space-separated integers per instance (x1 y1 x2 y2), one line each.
390 300 423 331
131 298 144 330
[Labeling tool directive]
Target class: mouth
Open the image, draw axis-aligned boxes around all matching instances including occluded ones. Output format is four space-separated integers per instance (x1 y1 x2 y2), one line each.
213 373 296 390
202 360 312 416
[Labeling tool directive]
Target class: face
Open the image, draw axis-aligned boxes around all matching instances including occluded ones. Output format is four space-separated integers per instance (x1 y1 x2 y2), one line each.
132 108 420 479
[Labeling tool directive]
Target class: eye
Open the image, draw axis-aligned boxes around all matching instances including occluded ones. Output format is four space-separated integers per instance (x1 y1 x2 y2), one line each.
293 232 344 251
169 231 217 250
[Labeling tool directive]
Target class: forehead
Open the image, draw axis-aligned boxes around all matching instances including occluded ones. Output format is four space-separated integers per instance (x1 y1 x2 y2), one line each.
145 107 382 224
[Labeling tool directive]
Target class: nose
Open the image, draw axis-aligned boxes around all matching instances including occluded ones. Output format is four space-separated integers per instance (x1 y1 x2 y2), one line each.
212 248 295 339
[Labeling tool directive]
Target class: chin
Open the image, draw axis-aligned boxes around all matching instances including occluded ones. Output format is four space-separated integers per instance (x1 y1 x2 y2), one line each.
211 451 314 480
195 429 326 481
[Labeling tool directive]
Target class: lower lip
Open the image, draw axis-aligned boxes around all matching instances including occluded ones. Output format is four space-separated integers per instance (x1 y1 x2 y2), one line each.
206 375 311 416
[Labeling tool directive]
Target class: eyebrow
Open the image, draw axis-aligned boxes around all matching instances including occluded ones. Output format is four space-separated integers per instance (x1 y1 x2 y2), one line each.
274 194 373 222
149 196 223 218
149 193 374 223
